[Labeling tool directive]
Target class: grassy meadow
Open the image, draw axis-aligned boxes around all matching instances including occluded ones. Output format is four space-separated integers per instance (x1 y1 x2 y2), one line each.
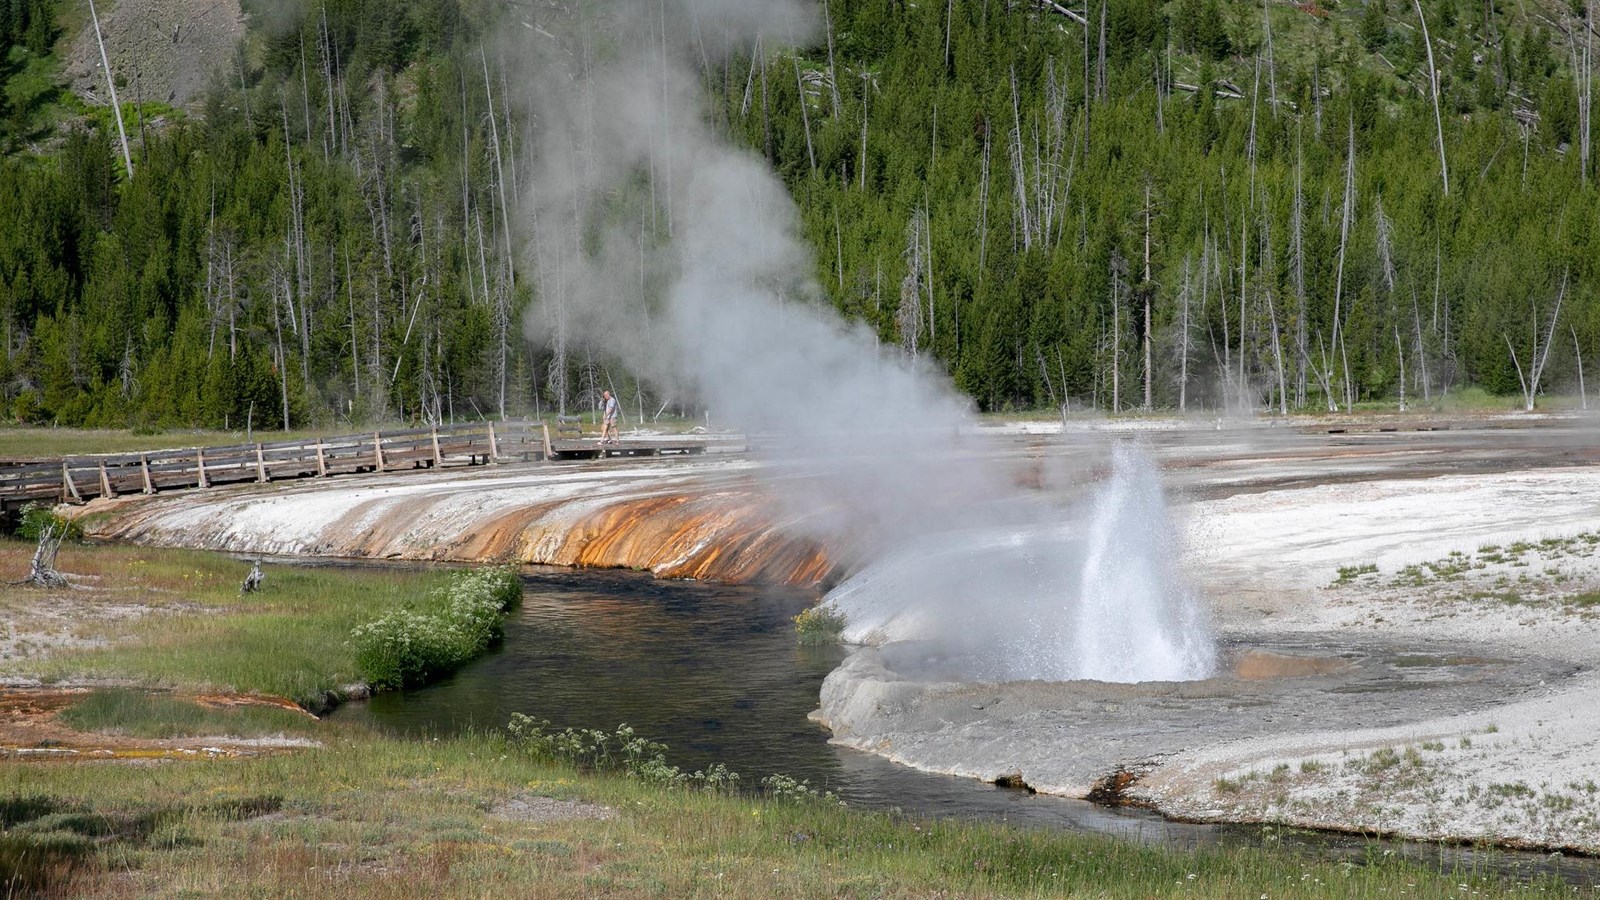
0 540 1590 897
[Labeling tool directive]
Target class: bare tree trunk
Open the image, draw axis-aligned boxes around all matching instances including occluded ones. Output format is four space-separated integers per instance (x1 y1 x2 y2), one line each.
346 247 359 403
1414 0 1450 195
1238 205 1248 405
1082 0 1091 150
88 0 134 179
944 0 955 71
281 100 311 396
1507 277 1568 411
1263 0 1279 116
320 6 337 157
1292 126 1308 407
1178 254 1193 412
822 0 843 118
925 193 937 349
858 69 871 191
833 208 845 293
204 190 218 359
899 206 927 356
1577 0 1594 185
1111 264 1122 413
1580 0 1593 184
1199 222 1212 410
226 244 238 361
978 129 991 281
1096 0 1108 100
481 51 514 418
1412 286 1430 403
1142 182 1154 410
1333 119 1357 410
274 275 291 430
793 53 817 175
1575 325 1588 410
1396 325 1407 411
300 38 316 160
1009 68 1031 249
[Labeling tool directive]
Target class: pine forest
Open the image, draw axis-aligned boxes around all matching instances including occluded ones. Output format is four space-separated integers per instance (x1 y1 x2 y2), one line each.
3 0 1600 429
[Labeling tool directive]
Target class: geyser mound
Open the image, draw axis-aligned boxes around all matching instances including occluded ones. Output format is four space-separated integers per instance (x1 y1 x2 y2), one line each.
823 445 1215 684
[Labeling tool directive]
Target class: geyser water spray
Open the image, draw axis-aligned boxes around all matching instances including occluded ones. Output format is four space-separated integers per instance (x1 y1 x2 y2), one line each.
825 445 1215 684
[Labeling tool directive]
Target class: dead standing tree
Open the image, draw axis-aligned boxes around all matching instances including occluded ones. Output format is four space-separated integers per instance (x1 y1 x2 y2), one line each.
898 205 928 357
1413 0 1449 196
1506 275 1567 412
25 524 69 588
87 0 133 179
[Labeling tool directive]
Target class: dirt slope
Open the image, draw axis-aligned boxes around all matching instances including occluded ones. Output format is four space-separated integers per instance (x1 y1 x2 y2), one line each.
66 0 246 110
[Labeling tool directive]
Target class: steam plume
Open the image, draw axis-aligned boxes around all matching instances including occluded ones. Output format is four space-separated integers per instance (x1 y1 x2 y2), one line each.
506 0 1006 551
503 0 1215 682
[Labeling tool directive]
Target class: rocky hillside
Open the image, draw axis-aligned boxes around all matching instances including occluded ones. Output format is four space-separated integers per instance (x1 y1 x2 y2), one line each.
64 0 246 110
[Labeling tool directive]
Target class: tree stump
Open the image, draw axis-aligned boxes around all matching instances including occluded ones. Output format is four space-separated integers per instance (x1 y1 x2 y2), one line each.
241 560 265 594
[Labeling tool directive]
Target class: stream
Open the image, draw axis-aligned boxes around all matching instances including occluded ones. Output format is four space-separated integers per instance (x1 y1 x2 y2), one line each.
329 566 1598 885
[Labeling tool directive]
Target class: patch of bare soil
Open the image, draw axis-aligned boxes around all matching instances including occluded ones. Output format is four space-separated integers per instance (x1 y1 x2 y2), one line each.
0 687 318 760
488 794 617 823
0 576 165 672
66 0 246 110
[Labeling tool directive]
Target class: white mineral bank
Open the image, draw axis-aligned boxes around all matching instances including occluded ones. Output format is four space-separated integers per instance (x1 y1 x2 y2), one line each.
825 454 1600 852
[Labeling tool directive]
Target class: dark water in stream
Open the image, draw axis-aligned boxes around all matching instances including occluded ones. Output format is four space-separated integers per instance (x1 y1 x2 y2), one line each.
329 566 1598 886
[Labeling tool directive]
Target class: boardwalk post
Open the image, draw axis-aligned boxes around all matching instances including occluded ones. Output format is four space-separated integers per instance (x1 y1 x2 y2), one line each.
196 448 209 488
61 461 82 503
255 443 268 483
487 421 500 464
541 421 554 461
315 439 327 477
373 432 386 472
98 461 116 498
140 453 154 494
431 427 443 468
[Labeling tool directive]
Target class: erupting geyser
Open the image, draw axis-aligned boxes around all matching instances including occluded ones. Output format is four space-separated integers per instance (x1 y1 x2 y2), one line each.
823 445 1215 684
501 1 1214 686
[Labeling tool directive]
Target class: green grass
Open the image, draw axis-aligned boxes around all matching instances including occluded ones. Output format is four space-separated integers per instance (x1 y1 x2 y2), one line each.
3 728 1582 899
1333 562 1380 585
56 689 318 740
3 542 1593 897
0 426 390 459
7 544 457 707
0 418 710 460
1432 386 1528 412
1567 591 1600 608
1377 531 1600 611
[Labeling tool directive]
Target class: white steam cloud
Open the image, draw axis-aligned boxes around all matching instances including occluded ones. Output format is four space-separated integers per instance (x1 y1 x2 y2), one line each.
504 0 1214 682
506 0 1004 550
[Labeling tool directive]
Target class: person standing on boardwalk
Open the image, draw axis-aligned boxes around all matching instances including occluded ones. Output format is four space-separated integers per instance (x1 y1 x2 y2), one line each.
600 390 620 445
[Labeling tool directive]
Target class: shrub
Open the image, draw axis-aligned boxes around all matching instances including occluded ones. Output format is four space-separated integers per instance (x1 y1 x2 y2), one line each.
759 773 840 804
793 604 846 645
349 567 521 690
507 715 743 792
15 502 83 542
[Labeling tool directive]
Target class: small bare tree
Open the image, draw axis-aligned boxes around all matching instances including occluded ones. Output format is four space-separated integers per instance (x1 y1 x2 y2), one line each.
1506 276 1567 412
25 524 69 588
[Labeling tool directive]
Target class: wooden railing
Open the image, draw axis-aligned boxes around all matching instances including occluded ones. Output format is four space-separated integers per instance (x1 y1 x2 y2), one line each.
0 420 720 508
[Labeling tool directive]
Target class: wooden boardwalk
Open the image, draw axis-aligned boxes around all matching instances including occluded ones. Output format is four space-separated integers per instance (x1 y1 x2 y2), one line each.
0 421 727 511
